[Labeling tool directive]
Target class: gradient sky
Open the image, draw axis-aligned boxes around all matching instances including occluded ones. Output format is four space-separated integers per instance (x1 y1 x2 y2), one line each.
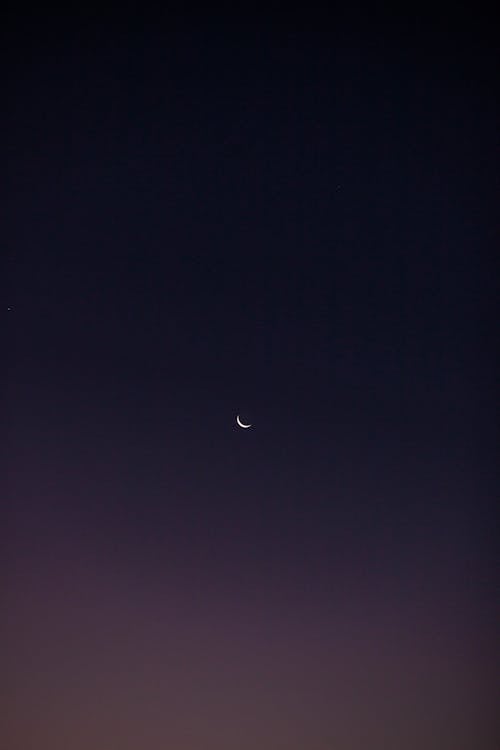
3 11 498 749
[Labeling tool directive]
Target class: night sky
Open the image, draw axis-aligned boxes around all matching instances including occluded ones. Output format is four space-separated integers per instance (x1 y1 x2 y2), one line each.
3 11 498 749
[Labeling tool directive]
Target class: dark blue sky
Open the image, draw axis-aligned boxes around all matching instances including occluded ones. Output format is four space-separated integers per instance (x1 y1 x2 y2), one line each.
4 14 498 749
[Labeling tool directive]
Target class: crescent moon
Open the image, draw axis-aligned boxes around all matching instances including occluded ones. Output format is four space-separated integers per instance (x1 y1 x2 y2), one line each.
236 415 252 429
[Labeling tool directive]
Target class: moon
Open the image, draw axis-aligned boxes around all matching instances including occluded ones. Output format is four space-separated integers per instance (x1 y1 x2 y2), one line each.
236 415 252 429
